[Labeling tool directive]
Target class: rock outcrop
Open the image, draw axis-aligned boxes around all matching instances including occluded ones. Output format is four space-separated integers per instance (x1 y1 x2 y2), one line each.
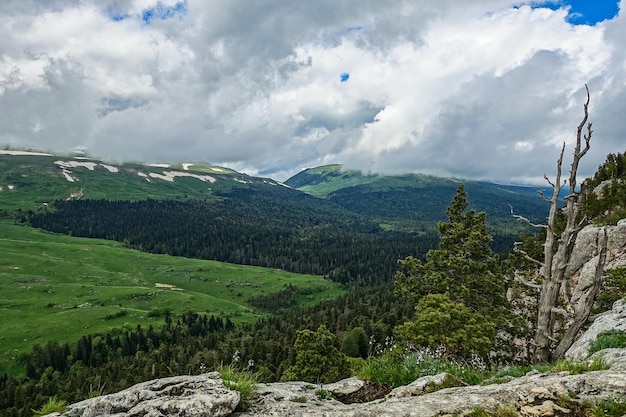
58 373 239 417
53 350 626 417
568 219 626 304
566 298 626 360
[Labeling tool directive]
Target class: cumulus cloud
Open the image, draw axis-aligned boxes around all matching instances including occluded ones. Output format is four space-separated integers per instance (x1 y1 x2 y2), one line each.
0 0 623 183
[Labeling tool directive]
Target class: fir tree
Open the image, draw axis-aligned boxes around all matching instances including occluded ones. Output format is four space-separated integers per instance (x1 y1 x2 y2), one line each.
395 184 509 315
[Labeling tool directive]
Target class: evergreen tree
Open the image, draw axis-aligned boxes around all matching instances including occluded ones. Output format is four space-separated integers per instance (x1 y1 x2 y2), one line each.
282 325 349 384
394 184 509 315
395 294 496 359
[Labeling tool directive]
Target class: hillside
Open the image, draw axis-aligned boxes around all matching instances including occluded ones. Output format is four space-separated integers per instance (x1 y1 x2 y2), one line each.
0 221 343 375
285 165 549 234
0 150 279 212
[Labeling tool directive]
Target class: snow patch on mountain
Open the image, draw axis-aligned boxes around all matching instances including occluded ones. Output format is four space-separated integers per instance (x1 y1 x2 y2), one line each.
137 172 151 182
148 170 216 183
100 164 119 173
0 150 52 156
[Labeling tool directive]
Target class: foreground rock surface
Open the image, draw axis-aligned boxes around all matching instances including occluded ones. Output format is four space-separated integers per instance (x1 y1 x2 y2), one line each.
54 297 626 417
53 352 626 417
60 372 239 417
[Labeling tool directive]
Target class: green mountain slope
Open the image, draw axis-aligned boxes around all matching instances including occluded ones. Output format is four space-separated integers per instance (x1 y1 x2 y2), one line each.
285 165 549 233
0 151 279 212
0 221 343 375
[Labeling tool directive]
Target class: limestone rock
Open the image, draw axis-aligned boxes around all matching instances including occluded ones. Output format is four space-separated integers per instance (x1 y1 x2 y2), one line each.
565 299 626 360
568 220 626 301
387 372 460 398
54 351 626 417
239 360 626 416
323 377 364 397
61 372 239 417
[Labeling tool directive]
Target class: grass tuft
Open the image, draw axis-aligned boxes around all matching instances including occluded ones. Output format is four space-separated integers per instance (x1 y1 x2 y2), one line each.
592 397 626 417
551 355 607 375
219 365 258 411
588 330 626 356
356 348 489 388
32 396 67 416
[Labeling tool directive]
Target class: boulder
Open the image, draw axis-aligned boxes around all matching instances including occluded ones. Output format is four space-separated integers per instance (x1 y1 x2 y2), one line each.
61 372 239 417
568 219 626 302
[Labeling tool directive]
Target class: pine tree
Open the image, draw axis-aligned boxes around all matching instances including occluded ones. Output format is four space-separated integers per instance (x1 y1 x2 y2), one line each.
393 185 510 358
395 184 509 315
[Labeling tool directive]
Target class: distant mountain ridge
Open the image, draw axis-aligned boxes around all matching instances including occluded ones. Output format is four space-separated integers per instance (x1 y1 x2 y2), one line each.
285 164 549 234
1 150 549 236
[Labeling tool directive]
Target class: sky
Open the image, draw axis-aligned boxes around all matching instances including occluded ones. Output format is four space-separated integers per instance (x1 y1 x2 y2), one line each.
0 0 624 184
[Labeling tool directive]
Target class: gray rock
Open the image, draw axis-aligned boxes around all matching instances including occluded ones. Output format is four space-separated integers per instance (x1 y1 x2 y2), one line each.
324 377 364 396
56 351 626 417
239 359 626 416
61 372 239 417
566 299 626 360
387 372 459 398
567 219 626 290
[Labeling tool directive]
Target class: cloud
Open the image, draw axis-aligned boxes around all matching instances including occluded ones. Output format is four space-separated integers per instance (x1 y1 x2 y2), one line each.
0 0 624 184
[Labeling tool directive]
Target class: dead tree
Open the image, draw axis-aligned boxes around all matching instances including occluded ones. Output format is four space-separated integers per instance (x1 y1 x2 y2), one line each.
513 85 608 363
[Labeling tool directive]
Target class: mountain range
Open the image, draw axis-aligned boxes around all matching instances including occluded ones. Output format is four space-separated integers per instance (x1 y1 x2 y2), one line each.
1 150 549 236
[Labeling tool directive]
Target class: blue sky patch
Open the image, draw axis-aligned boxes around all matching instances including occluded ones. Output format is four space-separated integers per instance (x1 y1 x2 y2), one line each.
530 0 620 25
340 73 350 83
107 8 129 21
142 1 187 24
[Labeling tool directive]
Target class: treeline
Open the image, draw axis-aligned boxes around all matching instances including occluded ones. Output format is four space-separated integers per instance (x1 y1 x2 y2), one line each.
0 312 235 417
582 150 626 224
27 188 440 285
0 284 409 417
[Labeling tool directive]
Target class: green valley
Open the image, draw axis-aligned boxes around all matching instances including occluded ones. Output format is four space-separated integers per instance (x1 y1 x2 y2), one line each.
0 221 343 375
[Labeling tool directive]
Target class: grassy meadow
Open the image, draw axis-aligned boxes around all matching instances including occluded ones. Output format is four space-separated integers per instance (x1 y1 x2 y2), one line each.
0 221 344 375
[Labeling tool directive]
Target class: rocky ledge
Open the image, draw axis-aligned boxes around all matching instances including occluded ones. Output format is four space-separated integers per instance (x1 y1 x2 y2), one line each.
46 348 625 417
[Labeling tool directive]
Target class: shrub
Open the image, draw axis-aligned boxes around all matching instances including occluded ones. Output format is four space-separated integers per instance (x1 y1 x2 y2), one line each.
588 330 626 356
282 325 349 384
394 294 496 360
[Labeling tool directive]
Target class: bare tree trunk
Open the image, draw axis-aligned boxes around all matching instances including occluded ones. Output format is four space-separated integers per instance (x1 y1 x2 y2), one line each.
533 85 594 363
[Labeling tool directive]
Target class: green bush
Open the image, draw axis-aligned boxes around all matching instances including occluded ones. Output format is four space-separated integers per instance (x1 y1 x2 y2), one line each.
282 325 349 384
589 330 626 356
394 294 496 360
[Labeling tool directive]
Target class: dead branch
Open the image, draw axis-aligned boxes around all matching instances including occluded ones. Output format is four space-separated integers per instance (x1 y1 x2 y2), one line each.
509 204 548 229
514 274 542 289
